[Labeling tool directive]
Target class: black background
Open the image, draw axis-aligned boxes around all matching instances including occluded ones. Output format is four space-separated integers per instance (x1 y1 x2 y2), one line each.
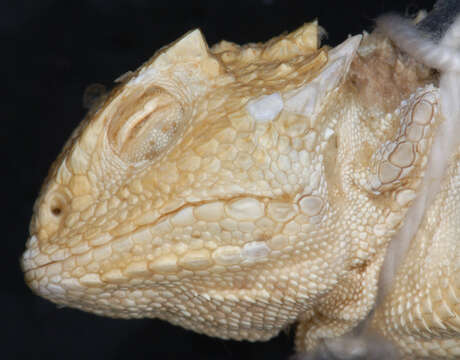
5 1 434 359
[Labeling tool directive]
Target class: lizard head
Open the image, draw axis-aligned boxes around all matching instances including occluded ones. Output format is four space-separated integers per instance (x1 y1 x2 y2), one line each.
22 22 434 343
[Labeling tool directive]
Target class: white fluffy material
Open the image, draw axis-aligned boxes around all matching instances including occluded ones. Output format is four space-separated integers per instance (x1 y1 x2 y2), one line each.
376 14 460 72
376 14 460 298
292 330 399 360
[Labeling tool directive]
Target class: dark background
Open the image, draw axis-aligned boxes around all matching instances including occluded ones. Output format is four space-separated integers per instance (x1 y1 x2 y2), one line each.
5 1 434 359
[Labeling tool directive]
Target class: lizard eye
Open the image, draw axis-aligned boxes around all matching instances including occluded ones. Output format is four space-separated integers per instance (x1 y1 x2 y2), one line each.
108 87 184 163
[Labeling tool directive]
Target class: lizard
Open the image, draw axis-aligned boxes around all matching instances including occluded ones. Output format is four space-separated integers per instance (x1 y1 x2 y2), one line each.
20 5 460 359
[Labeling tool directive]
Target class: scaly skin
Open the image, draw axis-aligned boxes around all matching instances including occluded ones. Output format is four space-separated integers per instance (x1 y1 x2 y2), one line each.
21 20 460 358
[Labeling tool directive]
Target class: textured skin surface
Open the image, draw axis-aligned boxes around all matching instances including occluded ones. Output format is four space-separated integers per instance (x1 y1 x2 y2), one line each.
21 20 460 358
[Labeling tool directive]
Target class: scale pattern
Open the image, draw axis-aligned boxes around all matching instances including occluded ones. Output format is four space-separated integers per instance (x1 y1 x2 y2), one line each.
21 19 460 358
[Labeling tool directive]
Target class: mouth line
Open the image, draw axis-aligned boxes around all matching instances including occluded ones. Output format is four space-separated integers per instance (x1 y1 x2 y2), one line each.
23 194 275 276
22 258 60 274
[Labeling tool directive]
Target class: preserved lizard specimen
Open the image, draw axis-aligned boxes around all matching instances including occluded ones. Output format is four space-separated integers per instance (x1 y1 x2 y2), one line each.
21 5 460 359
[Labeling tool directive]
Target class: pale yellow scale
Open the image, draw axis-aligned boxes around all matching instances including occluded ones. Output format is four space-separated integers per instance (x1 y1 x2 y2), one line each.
21 19 460 359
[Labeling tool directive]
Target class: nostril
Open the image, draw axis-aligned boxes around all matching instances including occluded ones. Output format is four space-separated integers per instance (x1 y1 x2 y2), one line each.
48 193 68 218
51 206 62 216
